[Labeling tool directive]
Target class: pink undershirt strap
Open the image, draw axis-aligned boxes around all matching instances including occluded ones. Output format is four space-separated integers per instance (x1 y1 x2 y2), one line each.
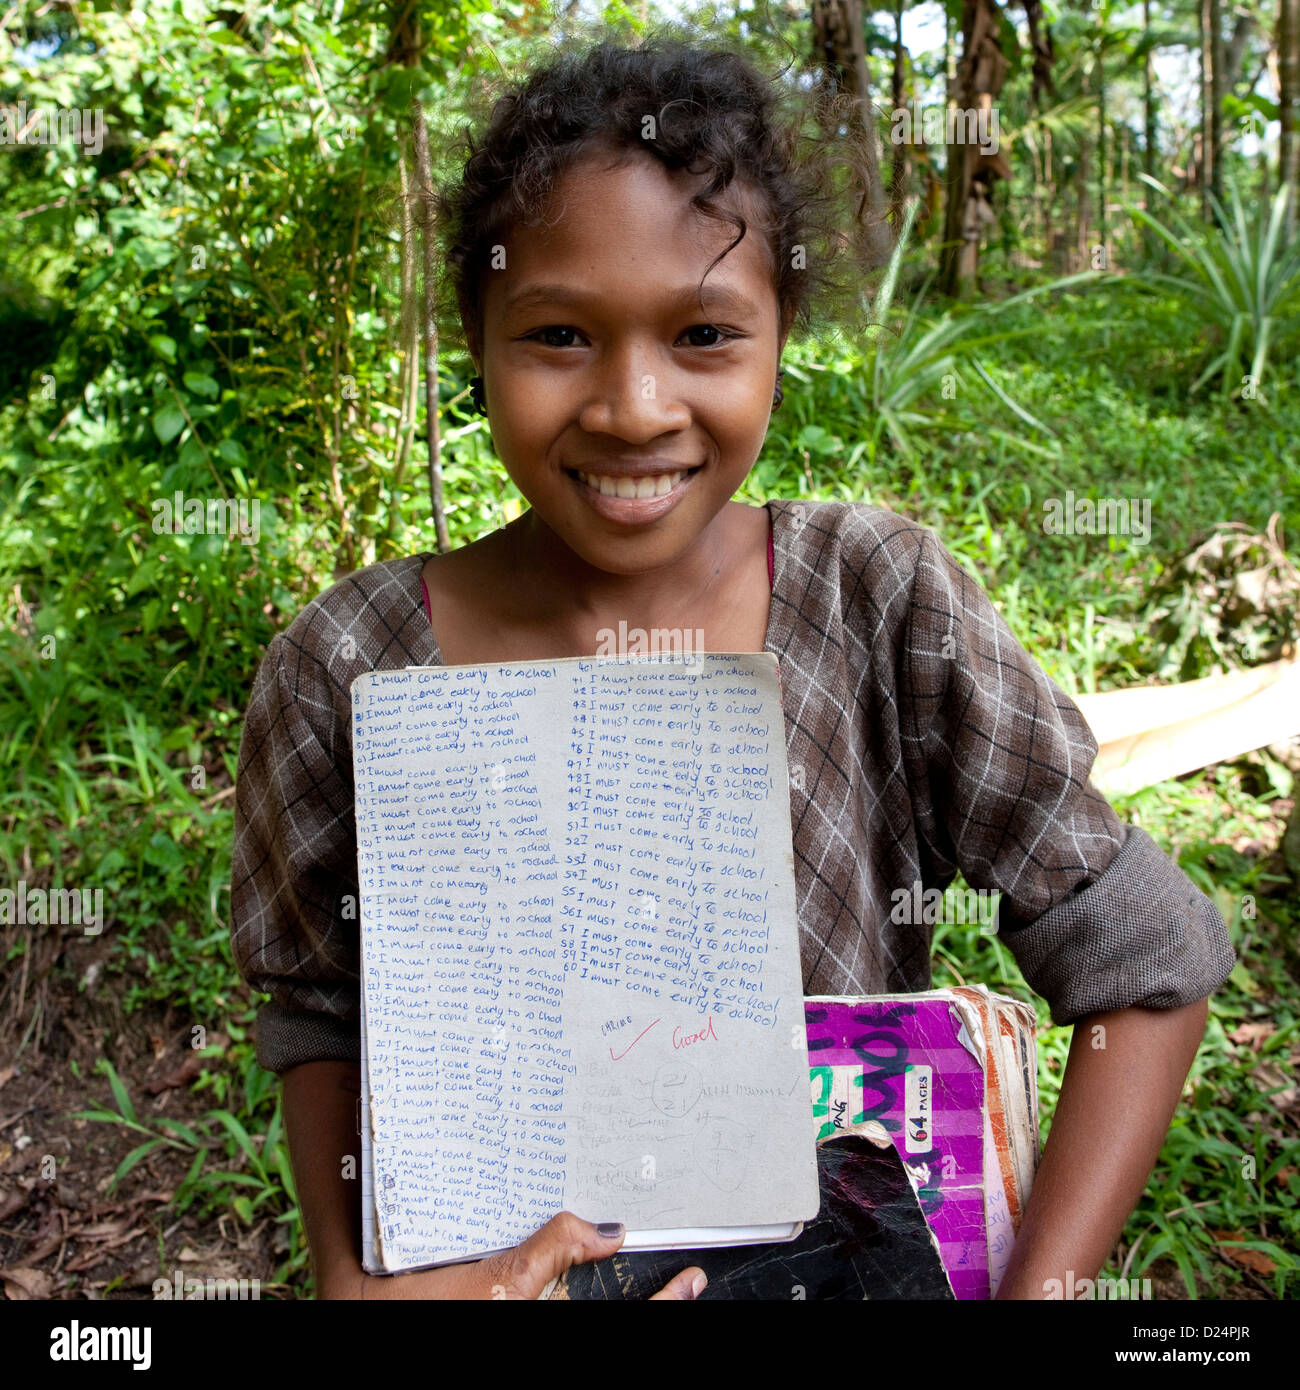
419 510 775 629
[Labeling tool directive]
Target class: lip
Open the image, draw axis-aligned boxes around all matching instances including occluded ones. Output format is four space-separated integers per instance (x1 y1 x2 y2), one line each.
566 464 702 524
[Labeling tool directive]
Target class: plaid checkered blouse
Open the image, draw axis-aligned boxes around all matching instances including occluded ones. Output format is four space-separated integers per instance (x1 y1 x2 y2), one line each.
230 499 1234 1074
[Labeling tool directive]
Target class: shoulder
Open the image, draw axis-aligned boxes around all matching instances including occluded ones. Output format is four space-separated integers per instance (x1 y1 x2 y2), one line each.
770 497 933 568
255 553 435 731
768 497 945 627
280 552 430 665
281 553 428 653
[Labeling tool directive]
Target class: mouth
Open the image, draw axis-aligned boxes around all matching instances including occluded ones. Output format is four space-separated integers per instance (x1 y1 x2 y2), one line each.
563 464 704 524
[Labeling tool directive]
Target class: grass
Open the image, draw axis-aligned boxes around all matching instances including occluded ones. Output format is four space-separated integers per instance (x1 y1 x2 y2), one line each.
70 1053 309 1288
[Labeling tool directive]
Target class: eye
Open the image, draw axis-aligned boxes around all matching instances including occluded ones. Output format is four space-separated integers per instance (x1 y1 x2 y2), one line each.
526 325 586 348
523 323 736 349
680 324 733 347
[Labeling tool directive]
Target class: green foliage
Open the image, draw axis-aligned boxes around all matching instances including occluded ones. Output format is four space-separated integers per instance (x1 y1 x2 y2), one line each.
72 1051 308 1288
860 200 1099 461
1126 176 1300 398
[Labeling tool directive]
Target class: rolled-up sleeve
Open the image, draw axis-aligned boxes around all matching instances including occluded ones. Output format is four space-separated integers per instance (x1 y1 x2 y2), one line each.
902 527 1235 1025
230 632 363 1073
995 821 1235 1022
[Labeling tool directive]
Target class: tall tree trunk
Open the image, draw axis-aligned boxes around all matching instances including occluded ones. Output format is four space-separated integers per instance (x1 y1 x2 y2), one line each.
1212 0 1225 205
1024 0 1056 269
1023 0 1055 108
1142 0 1157 182
1281 0 1300 238
1045 125 1060 270
1076 56 1091 267
890 0 909 223
939 0 1012 296
391 2 450 552
1226 13 1257 81
811 0 892 261
944 4 955 112
412 105 450 555
1120 123 1129 204
1096 40 1107 259
1201 0 1223 216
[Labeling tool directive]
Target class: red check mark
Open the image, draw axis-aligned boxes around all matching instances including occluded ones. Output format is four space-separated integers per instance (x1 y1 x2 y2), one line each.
609 1018 661 1062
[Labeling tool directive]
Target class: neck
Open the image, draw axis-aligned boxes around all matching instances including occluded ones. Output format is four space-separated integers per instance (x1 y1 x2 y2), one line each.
506 506 736 633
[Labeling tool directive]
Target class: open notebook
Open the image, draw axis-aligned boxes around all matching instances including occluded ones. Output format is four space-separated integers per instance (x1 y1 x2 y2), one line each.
353 653 820 1273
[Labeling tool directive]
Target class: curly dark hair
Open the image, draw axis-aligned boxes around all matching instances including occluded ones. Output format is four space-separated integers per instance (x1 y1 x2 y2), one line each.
418 30 891 365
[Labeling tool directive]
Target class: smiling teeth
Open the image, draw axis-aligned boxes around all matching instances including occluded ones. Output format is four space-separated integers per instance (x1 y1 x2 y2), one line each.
577 471 684 499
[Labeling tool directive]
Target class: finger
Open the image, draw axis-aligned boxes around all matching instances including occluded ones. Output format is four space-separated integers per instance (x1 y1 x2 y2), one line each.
476 1212 627 1299
649 1266 708 1301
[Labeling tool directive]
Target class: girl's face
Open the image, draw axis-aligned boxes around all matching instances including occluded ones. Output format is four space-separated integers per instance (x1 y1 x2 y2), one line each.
474 149 787 577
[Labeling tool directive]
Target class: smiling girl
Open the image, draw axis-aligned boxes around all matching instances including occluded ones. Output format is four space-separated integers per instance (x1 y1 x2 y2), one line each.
230 36 1234 1300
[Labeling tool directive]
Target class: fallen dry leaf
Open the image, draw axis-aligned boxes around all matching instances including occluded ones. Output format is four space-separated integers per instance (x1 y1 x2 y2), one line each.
1228 1021 1276 1051
145 1054 201 1095
0 1188 31 1222
0 1266 56 1299
1211 1231 1278 1277
1250 1059 1297 1110
74 1219 134 1241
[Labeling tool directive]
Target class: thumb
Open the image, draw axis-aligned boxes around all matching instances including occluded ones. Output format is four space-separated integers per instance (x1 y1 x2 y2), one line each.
649 1266 708 1300
479 1212 626 1299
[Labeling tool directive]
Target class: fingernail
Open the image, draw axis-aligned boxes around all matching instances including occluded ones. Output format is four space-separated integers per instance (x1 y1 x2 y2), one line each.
690 1271 708 1299
596 1222 624 1238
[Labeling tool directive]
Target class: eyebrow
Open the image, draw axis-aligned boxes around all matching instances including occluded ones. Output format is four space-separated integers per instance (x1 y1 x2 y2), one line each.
500 281 761 319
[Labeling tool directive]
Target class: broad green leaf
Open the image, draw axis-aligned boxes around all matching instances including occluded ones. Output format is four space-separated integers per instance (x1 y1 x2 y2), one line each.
153 406 186 445
183 372 219 399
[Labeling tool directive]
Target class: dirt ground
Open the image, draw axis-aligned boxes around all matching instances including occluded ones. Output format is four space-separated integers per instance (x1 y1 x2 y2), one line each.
0 921 286 1300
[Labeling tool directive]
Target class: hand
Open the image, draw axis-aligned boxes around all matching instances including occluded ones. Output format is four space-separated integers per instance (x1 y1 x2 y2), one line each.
320 1211 707 1300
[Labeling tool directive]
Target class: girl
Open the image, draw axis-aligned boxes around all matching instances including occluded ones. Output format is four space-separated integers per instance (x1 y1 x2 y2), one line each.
230 35 1234 1300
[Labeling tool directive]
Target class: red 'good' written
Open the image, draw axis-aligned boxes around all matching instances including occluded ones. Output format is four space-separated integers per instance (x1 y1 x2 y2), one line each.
672 1016 719 1050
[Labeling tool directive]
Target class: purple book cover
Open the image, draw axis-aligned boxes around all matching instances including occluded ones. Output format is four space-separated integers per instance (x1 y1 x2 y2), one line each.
804 996 992 1300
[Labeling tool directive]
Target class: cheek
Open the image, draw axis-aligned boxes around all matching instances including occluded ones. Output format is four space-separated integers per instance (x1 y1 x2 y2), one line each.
710 376 776 434
487 371 563 449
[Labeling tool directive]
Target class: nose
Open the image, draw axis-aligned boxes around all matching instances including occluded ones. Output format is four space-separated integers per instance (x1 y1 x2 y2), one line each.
577 347 691 443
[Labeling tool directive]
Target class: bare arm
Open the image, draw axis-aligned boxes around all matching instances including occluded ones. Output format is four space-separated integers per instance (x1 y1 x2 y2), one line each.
994 996 1209 1299
281 1059 367 1298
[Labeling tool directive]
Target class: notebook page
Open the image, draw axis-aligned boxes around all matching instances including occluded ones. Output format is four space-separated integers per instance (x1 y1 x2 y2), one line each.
354 653 818 1271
